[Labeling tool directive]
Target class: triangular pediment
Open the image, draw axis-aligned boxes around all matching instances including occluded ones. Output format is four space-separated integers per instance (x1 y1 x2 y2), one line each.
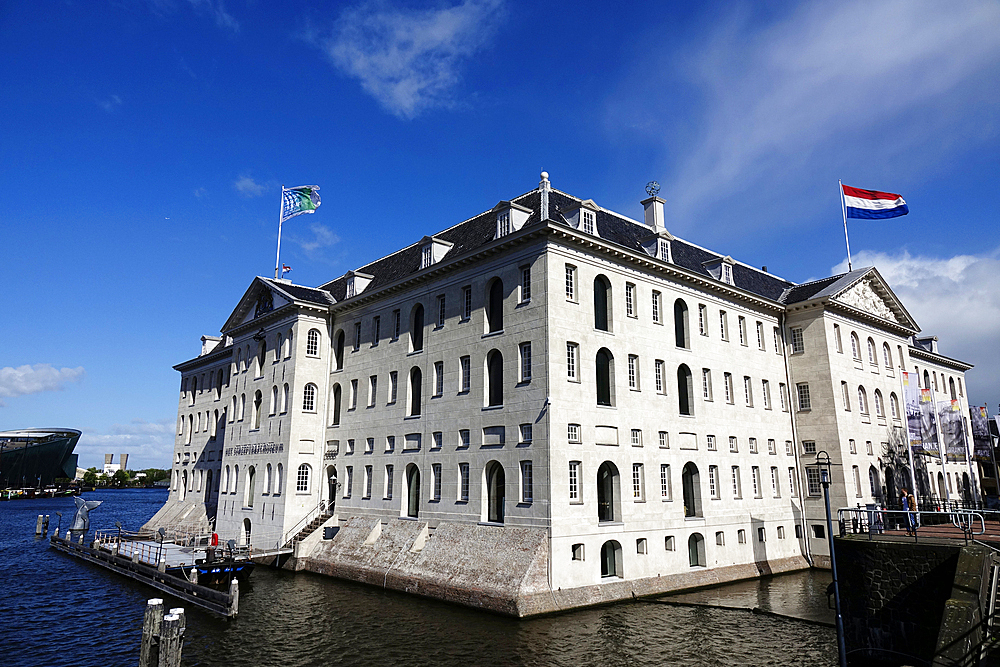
221 278 292 333
831 269 918 330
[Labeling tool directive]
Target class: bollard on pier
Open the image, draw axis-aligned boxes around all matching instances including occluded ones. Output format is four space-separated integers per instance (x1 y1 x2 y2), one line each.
138 598 163 667
42 514 50 536
35 515 44 536
138 599 185 667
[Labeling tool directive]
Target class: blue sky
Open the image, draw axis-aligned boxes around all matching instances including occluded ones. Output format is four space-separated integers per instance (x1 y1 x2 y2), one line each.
2 0 999 470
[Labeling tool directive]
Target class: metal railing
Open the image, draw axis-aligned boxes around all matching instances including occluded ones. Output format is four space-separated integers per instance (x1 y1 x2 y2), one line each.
837 506 986 542
278 499 329 549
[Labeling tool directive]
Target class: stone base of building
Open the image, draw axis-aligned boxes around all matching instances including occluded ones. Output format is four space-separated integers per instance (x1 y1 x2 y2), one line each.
142 498 213 537
300 516 812 617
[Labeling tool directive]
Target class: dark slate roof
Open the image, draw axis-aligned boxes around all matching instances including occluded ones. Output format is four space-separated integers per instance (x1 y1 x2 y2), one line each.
779 268 872 305
266 279 337 307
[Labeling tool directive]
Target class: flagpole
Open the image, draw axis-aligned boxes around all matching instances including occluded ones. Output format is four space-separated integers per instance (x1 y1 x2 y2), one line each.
839 179 852 272
902 372 918 503
274 186 285 280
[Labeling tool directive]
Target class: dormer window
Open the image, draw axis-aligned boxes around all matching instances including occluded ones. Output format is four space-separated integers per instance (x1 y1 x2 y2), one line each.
582 210 595 234
491 201 532 241
418 236 455 269
722 264 733 285
702 256 736 287
658 238 671 262
421 245 433 269
343 270 374 299
497 211 511 237
346 281 356 298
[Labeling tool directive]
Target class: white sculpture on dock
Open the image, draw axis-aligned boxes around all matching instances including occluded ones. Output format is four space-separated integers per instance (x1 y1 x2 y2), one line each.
69 496 103 537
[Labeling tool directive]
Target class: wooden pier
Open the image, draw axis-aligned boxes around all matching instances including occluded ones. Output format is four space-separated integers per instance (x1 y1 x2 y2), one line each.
49 533 239 618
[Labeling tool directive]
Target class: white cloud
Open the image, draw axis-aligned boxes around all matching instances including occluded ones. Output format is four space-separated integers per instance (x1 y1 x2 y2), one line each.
234 175 265 197
833 249 1000 404
0 364 85 406
76 419 177 470
313 0 505 119
289 222 341 259
141 0 238 31
98 95 122 112
193 186 208 199
655 0 1000 220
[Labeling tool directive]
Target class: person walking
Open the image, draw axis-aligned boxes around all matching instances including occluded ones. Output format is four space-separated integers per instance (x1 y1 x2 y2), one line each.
901 488 916 536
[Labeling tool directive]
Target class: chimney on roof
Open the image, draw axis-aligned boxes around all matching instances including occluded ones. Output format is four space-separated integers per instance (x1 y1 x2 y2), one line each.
120 453 128 471
641 183 666 232
539 171 550 221
762 266 767 273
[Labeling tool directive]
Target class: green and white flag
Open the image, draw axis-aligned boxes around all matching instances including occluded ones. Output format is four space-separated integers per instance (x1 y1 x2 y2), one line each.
280 185 321 223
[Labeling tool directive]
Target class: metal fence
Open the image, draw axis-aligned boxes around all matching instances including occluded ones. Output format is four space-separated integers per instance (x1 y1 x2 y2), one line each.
837 506 986 542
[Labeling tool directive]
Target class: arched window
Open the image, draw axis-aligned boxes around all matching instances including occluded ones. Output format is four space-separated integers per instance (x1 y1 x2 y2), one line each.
216 369 224 399
253 390 263 428
180 471 187 501
286 329 293 359
307 329 320 356
874 390 884 417
212 409 220 439
256 342 266 377
949 377 956 400
890 392 900 419
674 299 690 348
205 470 213 501
410 304 425 352
330 384 342 426
597 461 621 523
688 533 706 567
235 349 243 375
409 367 422 416
485 461 505 523
282 383 289 413
276 463 283 495
239 393 246 421
233 465 239 495
486 349 503 407
405 464 420 519
223 465 230 493
677 364 694 416
246 466 256 508
264 463 272 494
270 386 278 415
858 387 868 415
189 377 197 405
682 463 702 517
596 348 614 406
326 466 337 509
334 330 345 370
882 343 892 369
851 333 861 360
186 415 193 444
297 464 311 493
594 275 611 331
486 278 504 333
923 370 931 390
867 338 876 365
275 333 283 362
242 518 252 546
869 466 880 499
303 383 316 412
601 540 623 578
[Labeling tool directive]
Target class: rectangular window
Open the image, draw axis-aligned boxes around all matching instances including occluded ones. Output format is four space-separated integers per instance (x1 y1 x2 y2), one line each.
344 466 353 498
791 327 804 354
347 439 355 455
392 309 401 340
802 440 816 454
659 431 669 448
867 441 874 455
625 282 636 317
709 465 719 499
460 356 471 393
565 265 576 300
568 423 581 443
665 536 676 551
432 431 442 450
806 468 821 496
738 316 747 346
758 527 766 543
632 463 644 500
702 369 713 400
372 316 381 346
389 371 398 404
849 439 857 454
638 537 649 554
789 468 797 497
744 376 753 407
437 295 446 327
779 383 788 411
521 461 533 503
660 464 672 500
434 361 444 397
762 380 771 410
842 382 851 410
756 322 765 350
566 343 578 380
432 463 442 501
738 529 746 544
631 429 642 447
628 354 639 389
699 304 708 335
752 466 762 498
350 379 359 409
462 286 472 320
785 440 793 456
572 543 585 560
369 375 377 407
386 435 395 452
853 465 862 497
724 373 734 403
520 342 532 382
771 467 780 497
569 461 580 501
520 423 532 443
364 465 373 499
460 429 470 448
582 209 595 234
354 322 362 351
460 463 470 501
707 434 717 451
421 245 432 268
767 438 776 455
652 291 661 323
774 326 782 354
720 310 729 340
834 324 843 353
732 466 742 498
749 437 758 454
729 436 738 453
521 266 531 302
366 437 374 454
796 383 811 410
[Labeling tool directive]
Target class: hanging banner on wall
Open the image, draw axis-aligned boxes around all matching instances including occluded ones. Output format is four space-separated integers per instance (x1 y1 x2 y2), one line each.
970 406 992 463
903 372 939 458
938 399 967 463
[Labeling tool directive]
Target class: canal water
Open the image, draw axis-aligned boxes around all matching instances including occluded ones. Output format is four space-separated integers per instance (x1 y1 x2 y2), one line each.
1 489 836 666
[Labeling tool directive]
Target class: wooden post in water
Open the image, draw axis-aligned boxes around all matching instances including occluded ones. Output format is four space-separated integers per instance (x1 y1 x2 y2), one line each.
228 577 240 618
158 610 185 667
42 514 50 536
139 598 163 667
35 515 44 536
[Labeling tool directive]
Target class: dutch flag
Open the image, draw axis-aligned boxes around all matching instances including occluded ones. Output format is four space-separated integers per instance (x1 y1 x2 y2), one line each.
841 184 909 219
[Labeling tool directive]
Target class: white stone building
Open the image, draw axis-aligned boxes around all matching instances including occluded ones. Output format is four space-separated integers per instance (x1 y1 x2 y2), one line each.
146 173 981 612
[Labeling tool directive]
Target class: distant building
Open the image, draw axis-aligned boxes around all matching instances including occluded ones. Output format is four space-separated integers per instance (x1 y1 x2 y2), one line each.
146 172 981 612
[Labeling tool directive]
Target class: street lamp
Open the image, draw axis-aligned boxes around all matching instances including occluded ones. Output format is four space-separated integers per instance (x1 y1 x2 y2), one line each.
817 451 847 667
157 527 166 567
115 521 123 557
